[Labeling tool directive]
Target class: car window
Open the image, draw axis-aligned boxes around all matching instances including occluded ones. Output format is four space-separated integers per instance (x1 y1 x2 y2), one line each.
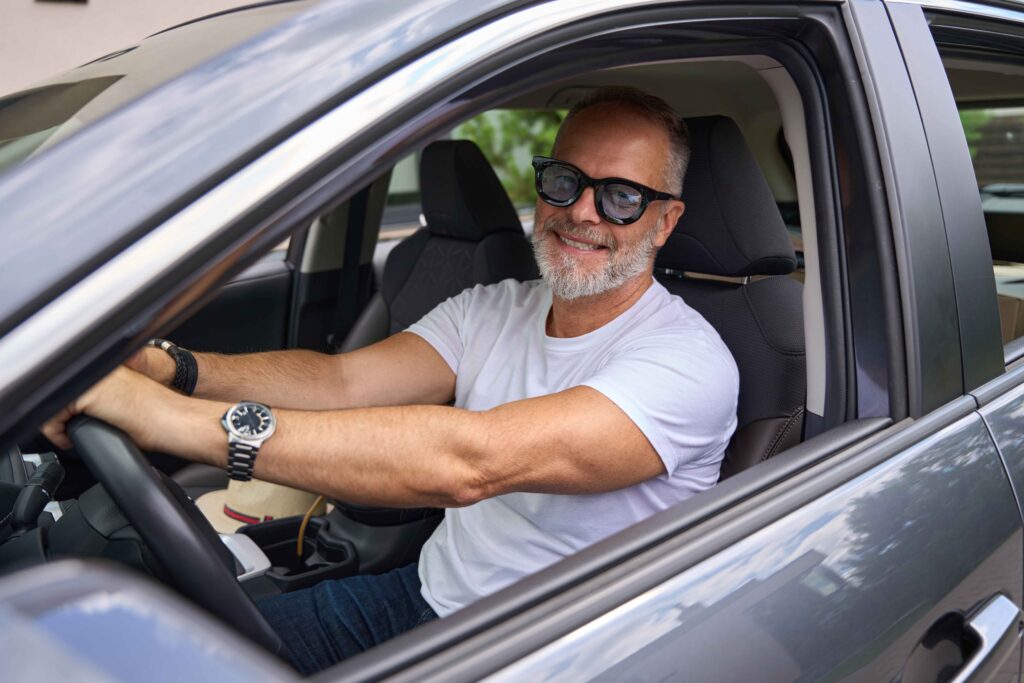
0 2 313 179
454 109 566 212
945 60 1024 345
379 109 566 241
0 77 123 173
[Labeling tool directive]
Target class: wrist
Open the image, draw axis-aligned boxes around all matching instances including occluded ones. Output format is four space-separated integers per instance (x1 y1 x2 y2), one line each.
146 390 227 465
147 347 177 387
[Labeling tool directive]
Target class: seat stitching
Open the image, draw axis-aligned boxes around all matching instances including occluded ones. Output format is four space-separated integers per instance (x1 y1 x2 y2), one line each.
762 406 804 461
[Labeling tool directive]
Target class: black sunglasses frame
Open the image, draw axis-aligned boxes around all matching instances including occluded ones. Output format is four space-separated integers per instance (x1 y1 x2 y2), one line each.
532 156 679 225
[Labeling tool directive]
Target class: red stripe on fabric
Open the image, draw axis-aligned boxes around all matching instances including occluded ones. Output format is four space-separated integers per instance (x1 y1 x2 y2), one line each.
223 505 273 525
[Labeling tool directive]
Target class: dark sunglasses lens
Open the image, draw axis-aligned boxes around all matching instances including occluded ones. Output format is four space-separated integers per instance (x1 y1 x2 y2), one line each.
539 164 581 203
601 183 644 222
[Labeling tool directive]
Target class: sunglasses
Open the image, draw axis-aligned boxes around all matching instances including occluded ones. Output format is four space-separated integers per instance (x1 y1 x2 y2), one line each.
532 156 678 225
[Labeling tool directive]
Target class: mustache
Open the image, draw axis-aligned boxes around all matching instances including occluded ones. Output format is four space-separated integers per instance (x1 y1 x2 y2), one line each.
538 216 615 250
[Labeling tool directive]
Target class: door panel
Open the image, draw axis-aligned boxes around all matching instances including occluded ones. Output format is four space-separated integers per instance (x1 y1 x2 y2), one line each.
981 380 1024 518
169 253 291 353
979 368 1024 683
486 413 1022 682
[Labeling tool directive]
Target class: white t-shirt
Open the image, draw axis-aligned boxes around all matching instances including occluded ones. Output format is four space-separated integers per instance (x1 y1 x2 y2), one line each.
407 278 738 617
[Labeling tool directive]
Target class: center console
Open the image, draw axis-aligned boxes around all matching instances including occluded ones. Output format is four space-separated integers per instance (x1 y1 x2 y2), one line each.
223 506 443 596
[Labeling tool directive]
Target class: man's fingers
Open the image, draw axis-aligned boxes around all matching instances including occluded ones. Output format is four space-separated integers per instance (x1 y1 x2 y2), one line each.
41 406 75 450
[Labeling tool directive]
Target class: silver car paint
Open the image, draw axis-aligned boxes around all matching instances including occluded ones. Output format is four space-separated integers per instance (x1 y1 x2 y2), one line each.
487 413 1023 681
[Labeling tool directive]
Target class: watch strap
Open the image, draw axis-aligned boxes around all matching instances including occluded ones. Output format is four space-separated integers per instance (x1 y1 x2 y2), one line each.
226 441 260 482
149 339 198 396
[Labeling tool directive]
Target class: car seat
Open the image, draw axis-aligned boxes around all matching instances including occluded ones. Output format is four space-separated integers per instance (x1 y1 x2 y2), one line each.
655 116 806 479
340 139 539 350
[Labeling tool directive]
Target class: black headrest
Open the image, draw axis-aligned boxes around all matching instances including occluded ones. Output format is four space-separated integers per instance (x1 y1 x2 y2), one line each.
420 140 522 241
655 116 795 277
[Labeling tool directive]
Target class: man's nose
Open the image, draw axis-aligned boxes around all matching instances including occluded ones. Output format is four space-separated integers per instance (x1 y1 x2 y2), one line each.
568 186 601 225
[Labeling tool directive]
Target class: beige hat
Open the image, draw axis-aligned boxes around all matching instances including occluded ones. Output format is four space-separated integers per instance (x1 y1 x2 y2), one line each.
195 478 327 534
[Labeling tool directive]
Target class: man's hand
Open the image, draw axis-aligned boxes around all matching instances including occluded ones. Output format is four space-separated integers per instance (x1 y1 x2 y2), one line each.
41 366 171 451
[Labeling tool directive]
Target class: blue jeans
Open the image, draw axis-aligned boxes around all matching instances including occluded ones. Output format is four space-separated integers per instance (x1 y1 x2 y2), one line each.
257 563 438 675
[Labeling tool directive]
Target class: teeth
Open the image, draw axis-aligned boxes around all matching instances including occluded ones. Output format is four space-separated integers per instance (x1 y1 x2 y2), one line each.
558 234 602 250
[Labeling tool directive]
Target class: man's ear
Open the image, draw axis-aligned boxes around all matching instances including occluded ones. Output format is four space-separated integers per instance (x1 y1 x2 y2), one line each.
654 200 684 247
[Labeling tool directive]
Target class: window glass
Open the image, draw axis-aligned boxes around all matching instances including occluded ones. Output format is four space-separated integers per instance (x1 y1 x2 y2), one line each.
941 46 1024 346
0 2 312 179
453 109 566 210
380 110 566 240
0 77 123 174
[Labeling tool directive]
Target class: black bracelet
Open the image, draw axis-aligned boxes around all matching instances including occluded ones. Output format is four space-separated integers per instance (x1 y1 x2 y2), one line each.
149 339 198 396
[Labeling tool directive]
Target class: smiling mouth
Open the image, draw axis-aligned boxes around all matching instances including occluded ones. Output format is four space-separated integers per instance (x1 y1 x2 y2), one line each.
554 231 609 252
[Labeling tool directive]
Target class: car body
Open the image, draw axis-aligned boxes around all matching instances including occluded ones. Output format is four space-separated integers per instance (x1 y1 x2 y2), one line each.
2 0 1024 681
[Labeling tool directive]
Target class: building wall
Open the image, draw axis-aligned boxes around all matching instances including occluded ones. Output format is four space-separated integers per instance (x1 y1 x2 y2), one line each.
0 0 256 96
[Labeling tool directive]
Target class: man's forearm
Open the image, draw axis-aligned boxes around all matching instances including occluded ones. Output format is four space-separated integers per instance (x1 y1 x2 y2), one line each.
192 349 347 409
148 392 490 509
151 332 454 411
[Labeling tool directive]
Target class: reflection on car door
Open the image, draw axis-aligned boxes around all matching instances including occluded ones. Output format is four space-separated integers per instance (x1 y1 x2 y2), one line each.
488 408 1022 682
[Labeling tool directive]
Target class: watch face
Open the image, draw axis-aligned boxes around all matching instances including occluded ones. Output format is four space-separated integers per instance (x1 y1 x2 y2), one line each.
227 403 275 439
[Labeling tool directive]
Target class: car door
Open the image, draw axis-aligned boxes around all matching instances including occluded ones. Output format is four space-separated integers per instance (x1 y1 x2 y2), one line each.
322 2 1024 681
0 1 1020 681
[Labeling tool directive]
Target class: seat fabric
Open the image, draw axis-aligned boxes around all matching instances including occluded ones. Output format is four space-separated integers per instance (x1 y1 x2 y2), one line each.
656 116 805 478
342 139 538 351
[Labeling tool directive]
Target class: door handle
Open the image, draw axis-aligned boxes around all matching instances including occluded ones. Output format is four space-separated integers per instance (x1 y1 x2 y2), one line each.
950 594 1021 683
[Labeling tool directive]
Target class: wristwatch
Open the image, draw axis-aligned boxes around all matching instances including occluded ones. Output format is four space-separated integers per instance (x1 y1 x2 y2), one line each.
221 402 277 481
148 338 198 396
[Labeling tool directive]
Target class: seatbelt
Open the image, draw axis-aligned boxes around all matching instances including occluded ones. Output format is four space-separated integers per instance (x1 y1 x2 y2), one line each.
326 187 370 353
326 171 392 353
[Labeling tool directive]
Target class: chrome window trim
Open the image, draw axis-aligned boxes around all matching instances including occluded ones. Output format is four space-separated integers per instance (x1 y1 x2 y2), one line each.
888 0 1024 22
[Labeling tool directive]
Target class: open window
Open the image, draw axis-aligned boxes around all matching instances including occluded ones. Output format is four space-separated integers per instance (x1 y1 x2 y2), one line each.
5 2 936 680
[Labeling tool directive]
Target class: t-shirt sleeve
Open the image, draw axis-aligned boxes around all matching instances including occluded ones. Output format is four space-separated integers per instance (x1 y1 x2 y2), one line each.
581 333 739 475
405 287 474 374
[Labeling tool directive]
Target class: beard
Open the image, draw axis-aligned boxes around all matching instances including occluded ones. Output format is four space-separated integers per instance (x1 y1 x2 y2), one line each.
531 213 659 301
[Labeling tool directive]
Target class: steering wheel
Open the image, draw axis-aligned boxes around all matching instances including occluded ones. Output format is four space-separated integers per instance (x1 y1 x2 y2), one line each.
67 415 283 656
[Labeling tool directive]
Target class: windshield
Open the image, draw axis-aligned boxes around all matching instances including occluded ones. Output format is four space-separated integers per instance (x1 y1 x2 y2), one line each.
0 1 313 177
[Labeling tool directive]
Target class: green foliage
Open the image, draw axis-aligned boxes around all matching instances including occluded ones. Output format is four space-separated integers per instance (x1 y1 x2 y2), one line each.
959 109 991 159
453 109 566 207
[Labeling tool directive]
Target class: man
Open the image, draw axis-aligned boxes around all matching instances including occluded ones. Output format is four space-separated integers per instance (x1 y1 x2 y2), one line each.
43 87 739 673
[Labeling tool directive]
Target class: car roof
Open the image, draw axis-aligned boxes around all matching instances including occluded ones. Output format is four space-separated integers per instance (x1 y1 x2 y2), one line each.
0 0 527 341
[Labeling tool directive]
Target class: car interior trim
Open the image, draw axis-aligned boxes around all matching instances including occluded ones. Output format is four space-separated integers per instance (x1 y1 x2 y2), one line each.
219 532 272 583
760 64 827 419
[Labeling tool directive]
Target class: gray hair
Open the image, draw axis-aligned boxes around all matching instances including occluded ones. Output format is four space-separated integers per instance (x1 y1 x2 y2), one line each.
554 86 690 197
